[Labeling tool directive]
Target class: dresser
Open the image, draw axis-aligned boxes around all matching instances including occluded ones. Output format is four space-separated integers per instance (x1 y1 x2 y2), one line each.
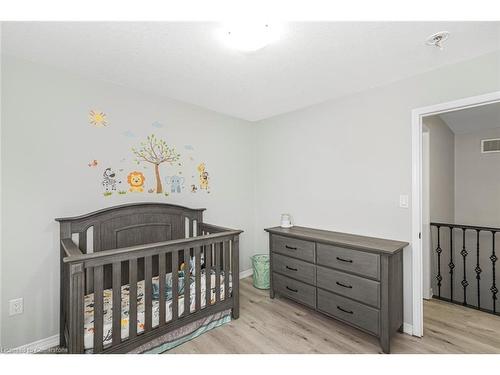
265 226 408 353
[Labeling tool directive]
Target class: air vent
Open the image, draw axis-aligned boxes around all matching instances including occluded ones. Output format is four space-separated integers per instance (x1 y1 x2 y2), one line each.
481 138 500 153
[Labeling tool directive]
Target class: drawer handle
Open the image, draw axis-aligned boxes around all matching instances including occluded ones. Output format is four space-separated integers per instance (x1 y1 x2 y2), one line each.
285 245 297 250
286 286 298 293
336 256 353 263
285 265 298 271
337 306 354 314
336 281 353 289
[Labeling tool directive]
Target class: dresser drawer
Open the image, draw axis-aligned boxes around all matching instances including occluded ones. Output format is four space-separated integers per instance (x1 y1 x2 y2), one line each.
273 253 316 285
317 266 380 308
317 243 380 280
272 235 315 263
273 273 316 308
317 289 379 335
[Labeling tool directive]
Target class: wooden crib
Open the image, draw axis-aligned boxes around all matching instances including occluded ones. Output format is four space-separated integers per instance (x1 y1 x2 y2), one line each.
56 202 242 353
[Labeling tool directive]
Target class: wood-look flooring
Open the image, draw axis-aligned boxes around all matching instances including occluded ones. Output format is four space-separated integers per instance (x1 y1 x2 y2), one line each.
168 277 500 354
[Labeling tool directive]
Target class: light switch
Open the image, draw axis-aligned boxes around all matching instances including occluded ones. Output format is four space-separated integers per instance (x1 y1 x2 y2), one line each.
399 194 409 208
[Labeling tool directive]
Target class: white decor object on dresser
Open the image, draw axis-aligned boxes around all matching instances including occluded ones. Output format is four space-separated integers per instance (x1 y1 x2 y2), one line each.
280 213 293 228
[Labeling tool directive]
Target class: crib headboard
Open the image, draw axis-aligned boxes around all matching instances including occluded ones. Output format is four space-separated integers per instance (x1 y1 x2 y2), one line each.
56 202 205 253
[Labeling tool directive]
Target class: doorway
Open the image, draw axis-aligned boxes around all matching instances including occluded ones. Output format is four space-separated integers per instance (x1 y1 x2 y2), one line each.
411 91 500 337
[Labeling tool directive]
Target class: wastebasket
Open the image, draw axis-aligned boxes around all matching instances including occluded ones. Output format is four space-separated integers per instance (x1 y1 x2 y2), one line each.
251 254 270 289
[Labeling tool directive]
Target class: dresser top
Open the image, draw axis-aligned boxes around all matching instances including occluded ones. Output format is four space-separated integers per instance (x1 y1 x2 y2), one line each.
265 226 408 255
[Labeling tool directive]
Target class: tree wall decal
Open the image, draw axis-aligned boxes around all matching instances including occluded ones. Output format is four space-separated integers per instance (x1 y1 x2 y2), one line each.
132 134 181 194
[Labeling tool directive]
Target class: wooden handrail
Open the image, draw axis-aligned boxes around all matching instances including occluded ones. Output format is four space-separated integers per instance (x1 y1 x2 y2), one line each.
62 229 242 267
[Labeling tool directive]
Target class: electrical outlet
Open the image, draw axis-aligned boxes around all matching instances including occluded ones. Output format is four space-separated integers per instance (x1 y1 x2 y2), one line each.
9 298 23 316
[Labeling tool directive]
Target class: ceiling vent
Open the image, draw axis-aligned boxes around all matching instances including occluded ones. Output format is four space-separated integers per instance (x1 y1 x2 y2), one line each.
481 138 500 153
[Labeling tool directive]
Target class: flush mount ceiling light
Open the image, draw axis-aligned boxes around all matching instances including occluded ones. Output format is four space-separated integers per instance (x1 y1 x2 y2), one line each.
217 22 283 52
425 31 450 50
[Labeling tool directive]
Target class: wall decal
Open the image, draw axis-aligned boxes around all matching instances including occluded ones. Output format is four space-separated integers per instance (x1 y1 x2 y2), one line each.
184 144 194 151
122 130 136 138
190 185 198 193
102 168 121 193
89 110 108 127
131 134 181 194
127 171 146 193
197 163 210 191
152 121 163 129
165 176 185 193
88 159 99 167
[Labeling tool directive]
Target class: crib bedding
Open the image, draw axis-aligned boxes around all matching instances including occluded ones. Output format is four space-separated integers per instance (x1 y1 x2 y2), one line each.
84 269 231 350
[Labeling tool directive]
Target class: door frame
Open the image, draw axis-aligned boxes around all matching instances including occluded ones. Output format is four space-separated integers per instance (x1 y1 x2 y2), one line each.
411 90 500 337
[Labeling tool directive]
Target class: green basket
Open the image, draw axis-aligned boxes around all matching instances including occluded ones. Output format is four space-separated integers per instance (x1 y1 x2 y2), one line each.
251 254 270 290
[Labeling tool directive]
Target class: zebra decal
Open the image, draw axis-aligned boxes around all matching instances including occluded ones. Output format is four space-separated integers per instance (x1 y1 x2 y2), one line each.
102 168 120 192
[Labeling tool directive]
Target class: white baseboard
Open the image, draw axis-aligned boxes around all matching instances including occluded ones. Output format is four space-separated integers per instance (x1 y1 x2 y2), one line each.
9 334 60 354
8 268 253 353
239 268 253 279
402 323 413 336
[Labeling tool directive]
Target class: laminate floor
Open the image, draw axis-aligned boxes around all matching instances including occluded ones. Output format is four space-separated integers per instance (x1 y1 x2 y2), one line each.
168 277 500 354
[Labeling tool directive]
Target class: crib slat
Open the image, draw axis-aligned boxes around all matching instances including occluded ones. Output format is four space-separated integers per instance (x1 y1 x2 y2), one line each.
93 265 104 353
215 242 221 303
205 244 212 307
158 252 166 326
224 240 230 300
195 247 201 311
144 256 153 331
172 251 179 321
129 258 138 339
184 248 190 316
112 262 121 346
78 231 94 295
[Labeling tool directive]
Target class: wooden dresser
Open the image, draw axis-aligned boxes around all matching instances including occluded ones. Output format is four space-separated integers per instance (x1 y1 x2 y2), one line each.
265 226 408 353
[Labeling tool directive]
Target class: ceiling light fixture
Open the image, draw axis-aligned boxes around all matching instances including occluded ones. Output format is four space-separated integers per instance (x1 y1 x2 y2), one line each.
217 22 283 52
425 31 450 50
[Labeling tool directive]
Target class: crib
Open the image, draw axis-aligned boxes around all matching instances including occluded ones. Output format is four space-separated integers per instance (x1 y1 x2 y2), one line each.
56 202 242 353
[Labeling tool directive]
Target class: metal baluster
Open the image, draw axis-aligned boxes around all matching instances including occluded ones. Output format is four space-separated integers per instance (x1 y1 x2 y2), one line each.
475 229 482 309
449 226 455 302
460 229 469 306
436 225 442 298
491 231 498 313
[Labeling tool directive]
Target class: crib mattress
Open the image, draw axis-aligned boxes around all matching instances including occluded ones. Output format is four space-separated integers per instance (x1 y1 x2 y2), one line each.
84 270 231 350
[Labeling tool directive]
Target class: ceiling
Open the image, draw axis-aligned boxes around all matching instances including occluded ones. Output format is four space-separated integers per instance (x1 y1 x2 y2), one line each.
2 22 500 121
439 101 500 135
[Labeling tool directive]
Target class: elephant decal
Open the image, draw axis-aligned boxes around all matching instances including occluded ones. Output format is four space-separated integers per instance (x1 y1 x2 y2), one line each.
165 175 185 193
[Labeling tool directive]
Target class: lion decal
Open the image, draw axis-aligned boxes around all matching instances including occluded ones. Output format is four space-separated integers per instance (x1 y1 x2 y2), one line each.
127 171 146 193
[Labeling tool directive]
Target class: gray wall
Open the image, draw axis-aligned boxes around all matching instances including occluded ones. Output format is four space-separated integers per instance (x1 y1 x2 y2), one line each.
455 127 500 226
424 116 455 223
254 51 500 329
1 55 256 348
422 116 455 299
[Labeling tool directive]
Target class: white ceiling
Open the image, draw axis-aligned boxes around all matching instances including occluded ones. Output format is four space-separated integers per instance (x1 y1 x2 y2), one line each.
2 22 500 121
439 102 500 135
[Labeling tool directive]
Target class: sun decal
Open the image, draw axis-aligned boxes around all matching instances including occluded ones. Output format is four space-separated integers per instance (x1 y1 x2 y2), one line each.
89 110 108 127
